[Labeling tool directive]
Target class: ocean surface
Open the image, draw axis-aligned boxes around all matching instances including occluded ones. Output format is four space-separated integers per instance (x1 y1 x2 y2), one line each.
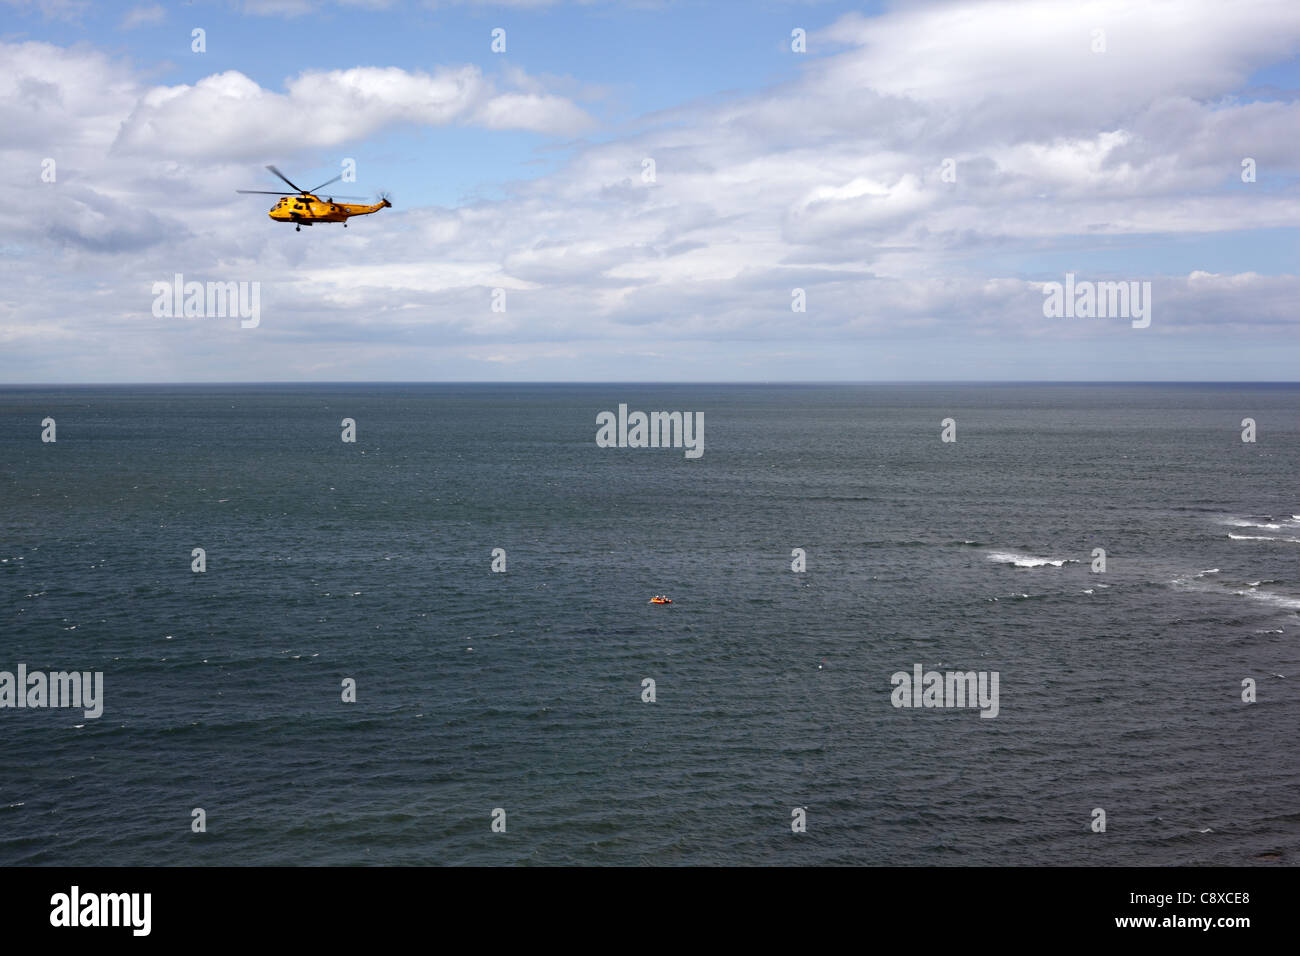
0 383 1297 866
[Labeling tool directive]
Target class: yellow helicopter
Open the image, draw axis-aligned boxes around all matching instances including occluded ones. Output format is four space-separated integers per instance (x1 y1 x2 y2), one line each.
237 165 391 232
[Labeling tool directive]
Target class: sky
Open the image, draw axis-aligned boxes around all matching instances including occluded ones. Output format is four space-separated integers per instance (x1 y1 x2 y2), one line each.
1 0 1298 382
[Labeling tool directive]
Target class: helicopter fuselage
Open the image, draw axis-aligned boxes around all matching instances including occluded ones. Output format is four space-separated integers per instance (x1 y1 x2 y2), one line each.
268 194 391 226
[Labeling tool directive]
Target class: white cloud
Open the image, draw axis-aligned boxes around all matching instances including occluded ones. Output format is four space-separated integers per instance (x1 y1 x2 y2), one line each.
119 3 165 29
0 0 88 22
109 64 594 160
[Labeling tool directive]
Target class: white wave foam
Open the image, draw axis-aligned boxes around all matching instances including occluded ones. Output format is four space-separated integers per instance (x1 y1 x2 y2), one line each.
1229 533 1300 543
987 551 1075 568
1172 576 1300 612
1235 588 1300 611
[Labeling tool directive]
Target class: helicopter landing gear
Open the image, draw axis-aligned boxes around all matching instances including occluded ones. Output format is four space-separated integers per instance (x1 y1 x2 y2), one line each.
295 225 301 232
343 222 347 228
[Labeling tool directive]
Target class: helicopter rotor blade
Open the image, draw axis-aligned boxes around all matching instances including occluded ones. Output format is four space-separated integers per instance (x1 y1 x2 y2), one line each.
266 165 305 193
308 173 344 194
238 190 372 200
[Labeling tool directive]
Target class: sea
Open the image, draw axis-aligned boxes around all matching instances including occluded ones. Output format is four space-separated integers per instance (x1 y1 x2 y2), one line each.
0 383 1296 866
